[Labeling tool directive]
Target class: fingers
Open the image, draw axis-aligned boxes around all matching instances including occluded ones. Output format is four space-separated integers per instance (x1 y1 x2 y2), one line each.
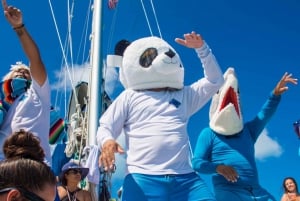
117 144 125 154
182 31 201 40
175 31 203 48
174 38 186 46
184 31 201 40
273 72 297 95
2 0 7 9
281 72 298 84
284 73 298 85
217 165 239 183
99 139 124 172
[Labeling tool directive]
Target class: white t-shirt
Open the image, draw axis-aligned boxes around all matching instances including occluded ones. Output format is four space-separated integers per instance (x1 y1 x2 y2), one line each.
97 44 224 175
0 77 51 164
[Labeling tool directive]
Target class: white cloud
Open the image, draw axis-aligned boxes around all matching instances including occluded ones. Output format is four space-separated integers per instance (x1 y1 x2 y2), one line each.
255 129 283 161
51 61 122 100
52 62 91 91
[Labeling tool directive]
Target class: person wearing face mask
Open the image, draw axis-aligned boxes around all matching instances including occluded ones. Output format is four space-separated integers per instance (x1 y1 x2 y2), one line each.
0 0 51 164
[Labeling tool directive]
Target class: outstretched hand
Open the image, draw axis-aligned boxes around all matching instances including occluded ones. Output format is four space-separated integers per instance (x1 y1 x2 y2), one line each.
2 0 23 28
175 31 204 49
273 72 298 96
99 139 124 172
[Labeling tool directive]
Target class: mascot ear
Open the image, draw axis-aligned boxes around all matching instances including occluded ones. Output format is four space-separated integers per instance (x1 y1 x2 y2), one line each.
106 39 131 68
115 39 131 56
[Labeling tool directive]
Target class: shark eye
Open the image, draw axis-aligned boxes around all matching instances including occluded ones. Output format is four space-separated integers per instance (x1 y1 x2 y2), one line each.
139 48 158 68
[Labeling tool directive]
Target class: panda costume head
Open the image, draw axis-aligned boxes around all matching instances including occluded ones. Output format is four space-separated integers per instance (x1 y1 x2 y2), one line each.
108 36 184 90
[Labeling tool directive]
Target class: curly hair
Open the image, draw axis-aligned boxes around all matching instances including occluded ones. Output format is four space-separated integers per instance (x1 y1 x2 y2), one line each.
3 129 45 162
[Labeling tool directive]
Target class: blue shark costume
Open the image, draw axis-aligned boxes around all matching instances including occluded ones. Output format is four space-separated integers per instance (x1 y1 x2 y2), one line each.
192 68 277 201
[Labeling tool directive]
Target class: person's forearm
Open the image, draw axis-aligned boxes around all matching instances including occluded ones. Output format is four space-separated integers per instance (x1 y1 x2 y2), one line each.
14 25 46 85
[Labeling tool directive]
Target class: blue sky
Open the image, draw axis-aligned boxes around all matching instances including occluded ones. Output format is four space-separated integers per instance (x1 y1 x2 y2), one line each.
0 0 300 199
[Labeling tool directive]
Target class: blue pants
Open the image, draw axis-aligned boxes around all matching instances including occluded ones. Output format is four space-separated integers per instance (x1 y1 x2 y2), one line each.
121 172 216 201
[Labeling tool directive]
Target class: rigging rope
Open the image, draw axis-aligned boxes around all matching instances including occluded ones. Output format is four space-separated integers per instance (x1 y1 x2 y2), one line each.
140 0 153 36
47 0 93 166
149 0 162 39
48 0 78 112
67 0 75 80
140 0 162 38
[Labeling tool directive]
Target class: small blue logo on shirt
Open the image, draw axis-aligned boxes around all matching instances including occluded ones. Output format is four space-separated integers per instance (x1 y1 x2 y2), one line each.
169 99 181 108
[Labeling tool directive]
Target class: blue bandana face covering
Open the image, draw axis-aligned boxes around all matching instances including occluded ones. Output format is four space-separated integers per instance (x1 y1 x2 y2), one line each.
0 78 65 146
0 78 30 125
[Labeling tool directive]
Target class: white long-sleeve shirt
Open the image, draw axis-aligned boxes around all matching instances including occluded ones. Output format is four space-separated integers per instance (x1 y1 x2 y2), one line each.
97 42 224 175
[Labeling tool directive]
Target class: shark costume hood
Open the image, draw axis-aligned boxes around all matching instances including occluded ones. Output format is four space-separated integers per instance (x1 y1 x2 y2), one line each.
107 36 184 90
209 67 243 135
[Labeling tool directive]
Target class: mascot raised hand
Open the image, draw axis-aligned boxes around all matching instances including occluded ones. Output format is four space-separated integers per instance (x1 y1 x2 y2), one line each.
192 67 297 201
97 32 225 201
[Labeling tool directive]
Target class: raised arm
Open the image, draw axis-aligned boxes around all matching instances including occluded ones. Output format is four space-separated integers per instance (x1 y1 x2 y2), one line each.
2 0 47 86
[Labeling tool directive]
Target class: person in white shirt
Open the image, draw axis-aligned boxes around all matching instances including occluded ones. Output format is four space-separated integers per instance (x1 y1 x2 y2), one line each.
97 32 224 200
0 0 51 164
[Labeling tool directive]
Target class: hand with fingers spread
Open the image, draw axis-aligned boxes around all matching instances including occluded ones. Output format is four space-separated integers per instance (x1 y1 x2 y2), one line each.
273 72 298 96
175 31 204 49
99 139 124 172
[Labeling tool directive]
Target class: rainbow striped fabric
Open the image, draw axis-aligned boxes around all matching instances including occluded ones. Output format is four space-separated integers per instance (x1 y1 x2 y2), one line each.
0 78 65 145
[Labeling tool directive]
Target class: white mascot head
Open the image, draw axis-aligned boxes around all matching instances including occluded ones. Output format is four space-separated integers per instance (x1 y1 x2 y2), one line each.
108 36 184 90
209 67 243 135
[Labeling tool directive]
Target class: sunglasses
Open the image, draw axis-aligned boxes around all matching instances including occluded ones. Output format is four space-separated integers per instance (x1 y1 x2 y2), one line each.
0 187 14 194
67 169 82 175
0 187 45 201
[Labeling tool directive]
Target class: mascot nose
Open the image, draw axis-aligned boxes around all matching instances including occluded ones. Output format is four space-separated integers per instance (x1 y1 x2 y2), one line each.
165 49 175 58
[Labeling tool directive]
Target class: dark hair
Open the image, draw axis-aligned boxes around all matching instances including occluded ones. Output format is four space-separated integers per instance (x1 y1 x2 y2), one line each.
0 159 56 191
0 129 56 195
60 168 82 186
3 129 45 162
114 39 131 56
61 170 69 186
282 177 299 193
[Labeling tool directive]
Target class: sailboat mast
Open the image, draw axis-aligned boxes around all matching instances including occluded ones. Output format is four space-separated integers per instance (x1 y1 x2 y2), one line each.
88 0 103 146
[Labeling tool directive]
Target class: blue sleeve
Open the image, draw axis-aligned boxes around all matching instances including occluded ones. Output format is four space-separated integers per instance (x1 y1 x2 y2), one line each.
192 127 219 174
246 92 281 142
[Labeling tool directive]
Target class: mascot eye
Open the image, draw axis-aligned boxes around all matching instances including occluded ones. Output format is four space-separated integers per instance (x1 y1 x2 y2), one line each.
139 48 158 68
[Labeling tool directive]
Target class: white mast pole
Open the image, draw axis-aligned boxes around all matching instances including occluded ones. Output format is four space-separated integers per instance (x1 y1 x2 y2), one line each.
88 0 103 146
